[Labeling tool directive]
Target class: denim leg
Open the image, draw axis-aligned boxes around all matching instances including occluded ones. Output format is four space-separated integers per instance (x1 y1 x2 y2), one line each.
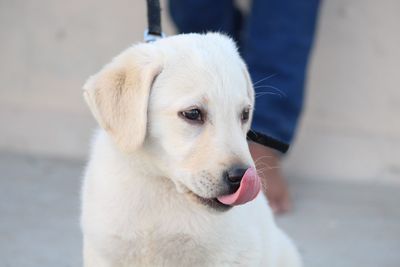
242 0 320 144
168 0 242 41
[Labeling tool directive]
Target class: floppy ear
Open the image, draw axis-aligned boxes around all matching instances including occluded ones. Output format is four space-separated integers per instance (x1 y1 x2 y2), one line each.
83 44 162 152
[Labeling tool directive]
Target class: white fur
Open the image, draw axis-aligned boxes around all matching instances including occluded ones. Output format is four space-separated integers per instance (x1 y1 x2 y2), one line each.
81 33 302 267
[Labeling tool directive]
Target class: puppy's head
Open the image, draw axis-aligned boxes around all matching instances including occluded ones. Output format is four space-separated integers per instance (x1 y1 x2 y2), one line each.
84 33 258 211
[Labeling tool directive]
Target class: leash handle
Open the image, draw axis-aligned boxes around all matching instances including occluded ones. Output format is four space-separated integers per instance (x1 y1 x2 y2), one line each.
145 0 164 42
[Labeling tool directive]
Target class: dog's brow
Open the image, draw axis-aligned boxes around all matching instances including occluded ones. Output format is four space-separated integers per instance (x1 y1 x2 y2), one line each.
201 95 209 104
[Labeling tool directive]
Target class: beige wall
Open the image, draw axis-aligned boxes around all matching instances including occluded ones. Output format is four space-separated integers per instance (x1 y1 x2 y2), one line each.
0 0 399 184
284 0 400 184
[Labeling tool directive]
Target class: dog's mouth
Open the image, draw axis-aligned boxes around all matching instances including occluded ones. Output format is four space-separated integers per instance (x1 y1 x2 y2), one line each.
186 168 261 211
187 191 232 212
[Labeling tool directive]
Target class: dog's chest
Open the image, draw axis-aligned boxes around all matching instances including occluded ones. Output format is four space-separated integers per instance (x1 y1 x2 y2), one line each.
110 231 212 266
102 227 263 267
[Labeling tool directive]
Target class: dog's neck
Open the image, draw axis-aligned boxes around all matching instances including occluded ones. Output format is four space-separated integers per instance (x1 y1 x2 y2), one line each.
97 131 185 202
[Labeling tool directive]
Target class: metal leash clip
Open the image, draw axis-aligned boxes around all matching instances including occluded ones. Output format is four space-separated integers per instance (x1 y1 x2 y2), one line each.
144 29 165 43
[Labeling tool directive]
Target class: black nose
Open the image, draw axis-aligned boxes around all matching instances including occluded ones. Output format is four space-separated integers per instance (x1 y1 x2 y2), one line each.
224 166 248 193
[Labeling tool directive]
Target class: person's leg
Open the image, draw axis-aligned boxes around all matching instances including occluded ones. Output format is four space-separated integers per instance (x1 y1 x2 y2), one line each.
243 0 320 213
243 0 320 144
168 0 242 42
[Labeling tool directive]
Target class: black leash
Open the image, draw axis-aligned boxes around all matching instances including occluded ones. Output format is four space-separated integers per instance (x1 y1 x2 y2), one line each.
246 131 289 154
144 0 289 153
145 0 164 42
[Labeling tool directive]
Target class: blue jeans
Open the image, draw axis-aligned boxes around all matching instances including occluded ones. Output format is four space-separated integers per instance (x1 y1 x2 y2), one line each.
169 0 320 144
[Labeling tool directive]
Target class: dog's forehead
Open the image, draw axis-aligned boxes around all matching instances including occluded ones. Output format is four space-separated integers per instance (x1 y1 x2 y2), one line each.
154 61 248 111
152 34 250 108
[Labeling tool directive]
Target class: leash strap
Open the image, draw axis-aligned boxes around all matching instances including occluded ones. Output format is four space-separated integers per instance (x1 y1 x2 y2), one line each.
145 0 164 42
247 131 290 154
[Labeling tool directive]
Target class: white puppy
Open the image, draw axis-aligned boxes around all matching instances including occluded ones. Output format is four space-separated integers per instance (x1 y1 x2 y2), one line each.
81 33 301 267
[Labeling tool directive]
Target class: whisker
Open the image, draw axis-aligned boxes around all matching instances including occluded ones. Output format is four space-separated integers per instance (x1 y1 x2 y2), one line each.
256 164 280 173
255 92 284 98
255 161 281 173
253 85 287 97
254 155 274 165
252 74 277 86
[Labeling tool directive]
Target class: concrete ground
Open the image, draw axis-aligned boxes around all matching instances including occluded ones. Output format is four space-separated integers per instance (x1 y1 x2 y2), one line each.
1 152 399 267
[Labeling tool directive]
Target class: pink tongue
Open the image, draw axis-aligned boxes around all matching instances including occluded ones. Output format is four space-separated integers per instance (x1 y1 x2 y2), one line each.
217 167 261 206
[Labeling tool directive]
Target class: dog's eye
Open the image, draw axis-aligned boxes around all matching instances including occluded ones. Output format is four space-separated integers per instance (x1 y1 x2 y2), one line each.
241 109 250 123
179 109 204 123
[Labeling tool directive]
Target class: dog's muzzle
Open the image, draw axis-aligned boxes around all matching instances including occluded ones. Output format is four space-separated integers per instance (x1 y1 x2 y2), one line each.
217 167 261 206
188 167 261 211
